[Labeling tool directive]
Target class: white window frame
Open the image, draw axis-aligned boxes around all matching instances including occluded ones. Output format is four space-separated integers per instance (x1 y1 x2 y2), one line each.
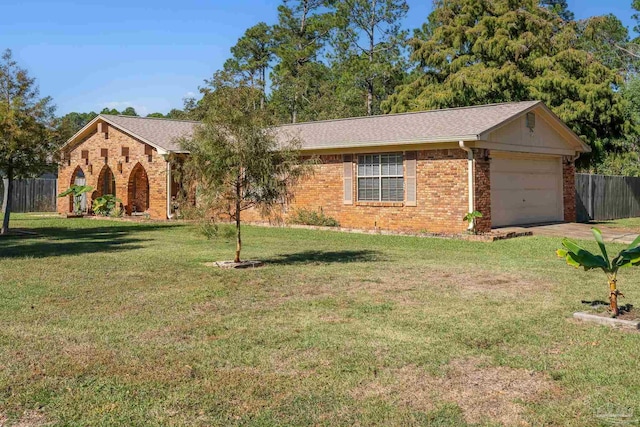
357 153 404 202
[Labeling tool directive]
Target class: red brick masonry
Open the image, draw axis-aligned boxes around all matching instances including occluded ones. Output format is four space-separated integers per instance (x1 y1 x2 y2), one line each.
58 126 168 219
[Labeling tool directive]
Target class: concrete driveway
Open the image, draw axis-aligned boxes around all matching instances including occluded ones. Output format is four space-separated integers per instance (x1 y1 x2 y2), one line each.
496 222 640 244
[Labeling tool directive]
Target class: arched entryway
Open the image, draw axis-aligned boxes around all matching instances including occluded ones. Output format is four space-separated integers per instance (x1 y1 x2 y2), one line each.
69 166 87 213
95 164 116 200
127 163 150 214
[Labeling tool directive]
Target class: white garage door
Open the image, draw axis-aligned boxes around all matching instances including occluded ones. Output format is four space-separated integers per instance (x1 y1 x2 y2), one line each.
491 154 563 227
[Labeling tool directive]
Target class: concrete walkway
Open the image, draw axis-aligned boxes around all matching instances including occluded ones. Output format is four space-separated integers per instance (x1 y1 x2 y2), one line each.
496 222 640 244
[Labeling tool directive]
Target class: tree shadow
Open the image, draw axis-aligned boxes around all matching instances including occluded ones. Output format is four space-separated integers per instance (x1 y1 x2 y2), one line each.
264 250 382 265
0 223 184 259
581 300 609 307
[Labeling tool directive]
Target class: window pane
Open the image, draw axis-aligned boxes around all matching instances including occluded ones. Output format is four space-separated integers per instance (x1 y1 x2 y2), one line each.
380 153 403 176
381 177 404 201
358 177 380 201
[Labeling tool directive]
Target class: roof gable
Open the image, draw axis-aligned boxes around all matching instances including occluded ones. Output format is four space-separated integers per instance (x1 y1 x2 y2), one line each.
63 114 199 154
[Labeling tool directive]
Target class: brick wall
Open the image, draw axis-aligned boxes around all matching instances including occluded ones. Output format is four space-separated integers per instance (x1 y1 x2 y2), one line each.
58 125 168 219
563 160 576 222
473 149 491 233
244 148 470 234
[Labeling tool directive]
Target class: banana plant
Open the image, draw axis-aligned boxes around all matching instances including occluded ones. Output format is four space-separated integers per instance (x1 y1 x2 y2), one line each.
557 228 640 317
463 210 483 234
58 184 93 215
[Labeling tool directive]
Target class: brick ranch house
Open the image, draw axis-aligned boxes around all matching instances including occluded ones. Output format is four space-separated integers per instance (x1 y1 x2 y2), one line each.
58 100 590 234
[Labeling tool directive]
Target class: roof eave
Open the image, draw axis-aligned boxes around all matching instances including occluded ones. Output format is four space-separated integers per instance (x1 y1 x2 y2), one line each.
297 134 481 152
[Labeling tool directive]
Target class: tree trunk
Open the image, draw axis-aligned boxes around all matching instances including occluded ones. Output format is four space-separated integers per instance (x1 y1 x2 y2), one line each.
1 169 13 235
609 278 619 317
367 0 376 116
1 176 8 214
234 181 242 263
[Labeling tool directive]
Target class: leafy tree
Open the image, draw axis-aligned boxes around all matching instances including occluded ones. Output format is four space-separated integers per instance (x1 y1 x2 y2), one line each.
539 0 574 21
271 0 335 123
56 111 98 143
146 112 165 118
332 0 409 116
224 22 273 109
383 0 629 156
100 107 120 115
0 49 57 234
578 14 636 74
121 106 138 116
180 72 310 263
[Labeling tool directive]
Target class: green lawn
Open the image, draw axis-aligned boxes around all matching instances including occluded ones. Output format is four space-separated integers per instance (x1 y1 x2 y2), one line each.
597 217 640 231
1 214 640 426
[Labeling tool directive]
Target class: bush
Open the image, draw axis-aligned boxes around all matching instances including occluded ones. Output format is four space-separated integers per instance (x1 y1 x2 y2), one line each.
92 194 122 216
289 208 339 227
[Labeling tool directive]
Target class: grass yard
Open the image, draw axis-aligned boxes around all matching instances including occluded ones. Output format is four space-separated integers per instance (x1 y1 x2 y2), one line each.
597 217 640 231
1 214 640 426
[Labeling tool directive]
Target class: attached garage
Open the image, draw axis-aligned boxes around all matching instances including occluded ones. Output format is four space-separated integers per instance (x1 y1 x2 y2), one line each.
490 153 564 227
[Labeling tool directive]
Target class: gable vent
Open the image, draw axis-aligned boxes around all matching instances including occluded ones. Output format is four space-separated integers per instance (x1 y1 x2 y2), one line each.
526 112 536 130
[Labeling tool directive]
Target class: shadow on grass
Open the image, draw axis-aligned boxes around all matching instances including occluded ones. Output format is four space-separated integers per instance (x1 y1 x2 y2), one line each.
264 250 382 265
0 223 184 259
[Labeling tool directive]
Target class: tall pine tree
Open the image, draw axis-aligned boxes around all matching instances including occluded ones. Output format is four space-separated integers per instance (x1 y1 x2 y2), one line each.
270 0 335 123
332 0 409 116
224 22 273 109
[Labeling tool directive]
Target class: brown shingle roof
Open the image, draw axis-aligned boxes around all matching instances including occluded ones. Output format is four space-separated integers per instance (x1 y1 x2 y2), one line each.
100 114 200 152
82 101 585 153
274 101 541 150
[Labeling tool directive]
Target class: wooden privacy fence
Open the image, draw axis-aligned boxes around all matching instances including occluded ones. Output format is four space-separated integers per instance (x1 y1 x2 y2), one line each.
576 173 640 222
0 178 58 213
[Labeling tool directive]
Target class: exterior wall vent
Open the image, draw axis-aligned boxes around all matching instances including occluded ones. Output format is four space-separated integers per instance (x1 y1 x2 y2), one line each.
97 122 109 139
526 112 536 130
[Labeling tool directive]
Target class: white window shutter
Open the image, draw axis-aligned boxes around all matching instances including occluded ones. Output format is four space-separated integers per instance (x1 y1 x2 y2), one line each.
405 151 417 206
343 155 353 205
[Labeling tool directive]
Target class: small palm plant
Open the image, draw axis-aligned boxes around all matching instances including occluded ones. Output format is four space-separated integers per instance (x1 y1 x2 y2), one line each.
463 210 483 234
557 228 640 317
58 184 93 216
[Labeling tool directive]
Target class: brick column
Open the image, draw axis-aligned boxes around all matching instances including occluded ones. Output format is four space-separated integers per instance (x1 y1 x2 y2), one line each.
473 149 491 233
563 159 576 222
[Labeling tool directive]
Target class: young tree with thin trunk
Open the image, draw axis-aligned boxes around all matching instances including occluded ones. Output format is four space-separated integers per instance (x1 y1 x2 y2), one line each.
181 71 310 263
0 49 57 235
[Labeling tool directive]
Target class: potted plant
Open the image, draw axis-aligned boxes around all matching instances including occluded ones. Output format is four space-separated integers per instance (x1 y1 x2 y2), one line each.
557 228 640 317
58 184 93 218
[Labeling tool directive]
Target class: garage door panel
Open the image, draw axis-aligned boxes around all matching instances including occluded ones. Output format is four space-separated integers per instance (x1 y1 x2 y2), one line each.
492 174 559 191
491 155 563 227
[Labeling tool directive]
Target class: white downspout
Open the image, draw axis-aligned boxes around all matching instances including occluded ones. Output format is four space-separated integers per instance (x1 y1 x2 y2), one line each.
164 155 174 219
459 141 474 231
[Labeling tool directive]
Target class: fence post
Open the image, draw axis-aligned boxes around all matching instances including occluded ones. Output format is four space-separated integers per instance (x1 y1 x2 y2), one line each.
588 174 593 220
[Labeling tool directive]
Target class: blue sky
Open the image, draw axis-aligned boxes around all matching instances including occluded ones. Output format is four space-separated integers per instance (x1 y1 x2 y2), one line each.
2 0 636 116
